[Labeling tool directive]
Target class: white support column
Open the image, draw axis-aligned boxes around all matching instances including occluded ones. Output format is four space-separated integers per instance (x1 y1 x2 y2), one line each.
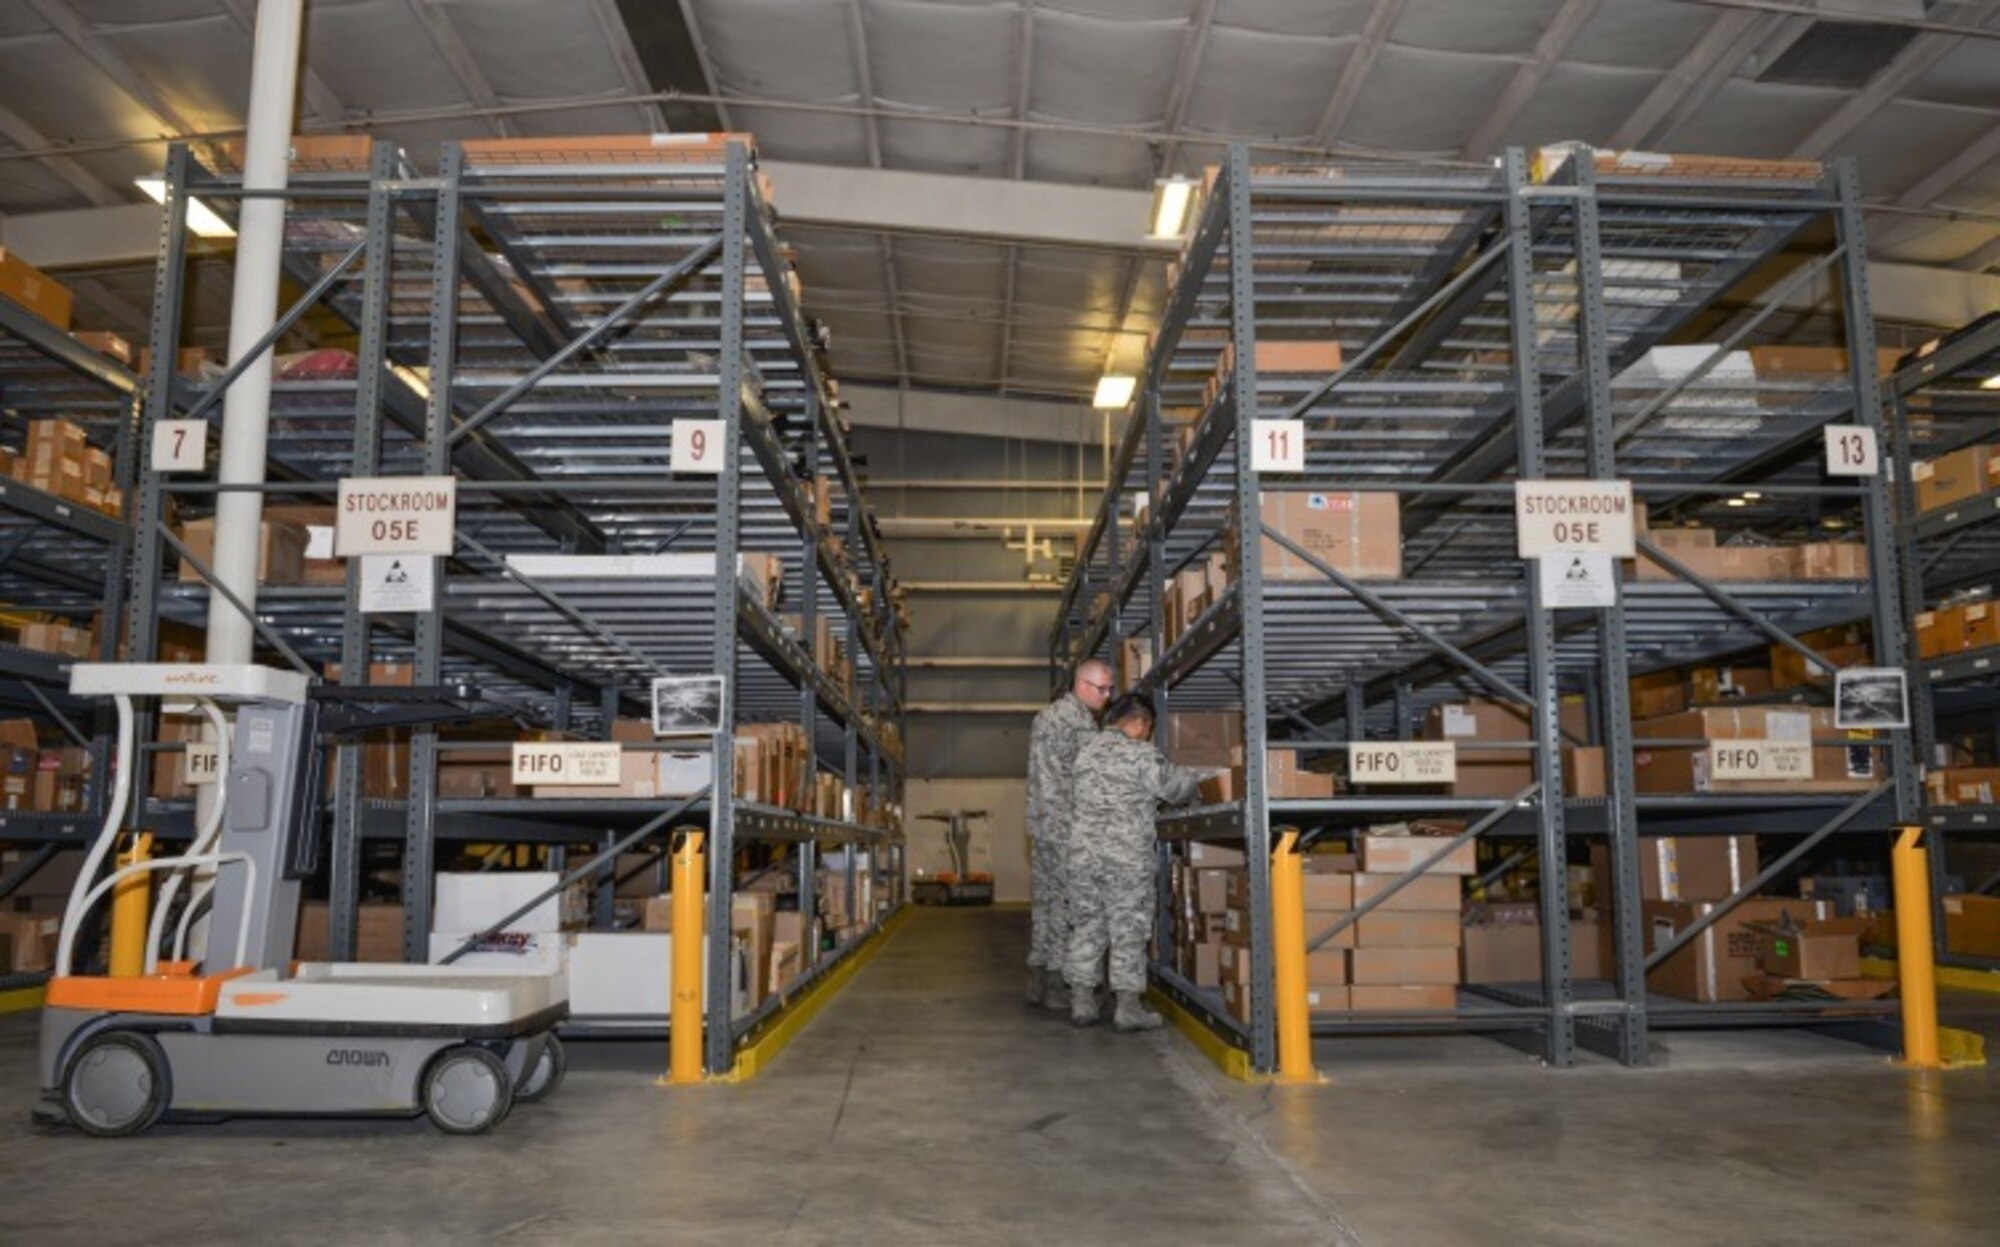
205 0 302 665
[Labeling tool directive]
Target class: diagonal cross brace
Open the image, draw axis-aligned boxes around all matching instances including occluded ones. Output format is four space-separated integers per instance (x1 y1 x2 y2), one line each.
1643 783 1888 972
447 235 724 447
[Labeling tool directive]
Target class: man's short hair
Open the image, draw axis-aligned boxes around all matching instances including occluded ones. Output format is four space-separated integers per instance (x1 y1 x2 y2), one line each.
1104 695 1154 730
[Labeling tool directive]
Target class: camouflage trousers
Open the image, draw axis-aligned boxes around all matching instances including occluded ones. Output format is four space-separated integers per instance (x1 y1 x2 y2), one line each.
1064 851 1153 994
1027 832 1069 970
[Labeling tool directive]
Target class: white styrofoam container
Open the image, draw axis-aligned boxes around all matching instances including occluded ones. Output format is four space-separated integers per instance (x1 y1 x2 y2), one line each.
658 751 713 796
566 931 749 1018
433 871 582 935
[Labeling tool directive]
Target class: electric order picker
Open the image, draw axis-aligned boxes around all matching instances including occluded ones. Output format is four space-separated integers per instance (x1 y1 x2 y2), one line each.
35 664 567 1136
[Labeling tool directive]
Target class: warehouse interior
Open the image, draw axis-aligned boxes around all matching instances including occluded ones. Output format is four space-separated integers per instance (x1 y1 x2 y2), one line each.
2 1 2000 1243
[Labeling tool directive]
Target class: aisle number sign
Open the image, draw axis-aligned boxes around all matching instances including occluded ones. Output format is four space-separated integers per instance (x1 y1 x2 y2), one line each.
1514 480 1635 558
511 742 623 787
153 419 207 473
1706 740 1812 782
671 419 727 474
335 476 456 557
1347 742 1456 786
1823 425 1878 477
1250 419 1306 474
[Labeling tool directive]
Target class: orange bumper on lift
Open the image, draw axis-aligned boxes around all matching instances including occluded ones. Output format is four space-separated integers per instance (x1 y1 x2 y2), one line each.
44 963 254 1016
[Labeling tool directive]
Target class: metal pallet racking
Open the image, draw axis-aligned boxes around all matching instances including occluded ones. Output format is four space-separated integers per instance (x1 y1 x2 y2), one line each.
1889 315 2000 968
1052 144 1913 1073
0 295 147 995
126 135 906 1073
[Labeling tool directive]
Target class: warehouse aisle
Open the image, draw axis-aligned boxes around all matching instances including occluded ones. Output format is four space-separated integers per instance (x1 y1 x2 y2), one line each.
0 908 1354 1245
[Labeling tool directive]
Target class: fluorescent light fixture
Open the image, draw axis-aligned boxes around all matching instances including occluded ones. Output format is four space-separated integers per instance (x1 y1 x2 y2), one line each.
1741 491 1762 500
136 178 236 239
1148 177 1197 239
1093 374 1136 409
1982 374 2000 390
1725 498 1748 508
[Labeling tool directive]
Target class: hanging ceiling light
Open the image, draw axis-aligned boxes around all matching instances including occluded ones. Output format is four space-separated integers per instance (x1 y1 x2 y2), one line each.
1093 374 1136 409
1148 177 1197 240
135 178 236 239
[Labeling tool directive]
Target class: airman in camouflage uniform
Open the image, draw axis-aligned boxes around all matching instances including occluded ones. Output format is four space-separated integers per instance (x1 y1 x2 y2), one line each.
1024 659 1114 1010
1064 696 1206 1032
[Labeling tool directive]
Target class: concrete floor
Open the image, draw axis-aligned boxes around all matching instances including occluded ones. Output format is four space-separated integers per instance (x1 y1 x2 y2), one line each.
1 907 1996 1245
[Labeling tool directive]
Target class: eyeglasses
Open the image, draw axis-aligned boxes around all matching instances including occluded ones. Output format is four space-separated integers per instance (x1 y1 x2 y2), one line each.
1083 681 1114 694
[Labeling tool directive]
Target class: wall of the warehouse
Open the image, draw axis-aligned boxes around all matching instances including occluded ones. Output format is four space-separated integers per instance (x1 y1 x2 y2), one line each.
902 778 1031 904
856 421 1106 780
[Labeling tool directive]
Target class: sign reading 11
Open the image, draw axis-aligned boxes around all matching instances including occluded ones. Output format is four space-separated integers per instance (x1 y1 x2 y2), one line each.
1251 419 1306 474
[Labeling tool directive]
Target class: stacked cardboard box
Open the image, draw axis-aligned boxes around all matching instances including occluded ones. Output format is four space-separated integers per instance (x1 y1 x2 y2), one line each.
734 722 811 809
1413 697 1592 798
1 720 88 813
1927 766 2000 806
1912 444 1999 516
295 900 404 962
0 247 74 328
175 516 310 586
1168 843 1244 990
1770 622 1871 690
1634 525 1865 583
1161 549 1232 650
1741 915 1887 1000
1203 339 1343 411
1461 902 1605 984
7 419 121 517
1253 490 1401 582
1916 599 2000 659
263 503 344 585
0 908 63 972
10 618 96 659
1631 706 1878 794
1166 710 1243 803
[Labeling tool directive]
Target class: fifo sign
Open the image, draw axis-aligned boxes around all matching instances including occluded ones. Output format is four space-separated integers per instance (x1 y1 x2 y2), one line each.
510 742 623 787
1347 742 1457 786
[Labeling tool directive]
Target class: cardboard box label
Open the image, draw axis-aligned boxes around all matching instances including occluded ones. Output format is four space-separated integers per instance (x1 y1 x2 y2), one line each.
1706 740 1811 782
1514 479 1635 557
511 742 623 786
1348 741 1456 785
1441 706 1477 738
185 743 220 785
336 476 456 556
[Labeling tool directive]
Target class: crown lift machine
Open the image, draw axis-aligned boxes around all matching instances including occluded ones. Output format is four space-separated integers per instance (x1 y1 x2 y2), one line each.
34 664 569 1136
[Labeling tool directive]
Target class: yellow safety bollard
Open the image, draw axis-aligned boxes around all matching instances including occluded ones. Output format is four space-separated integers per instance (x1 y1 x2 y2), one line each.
1269 829 1320 1084
1892 825 1941 1069
109 832 154 978
666 830 707 1085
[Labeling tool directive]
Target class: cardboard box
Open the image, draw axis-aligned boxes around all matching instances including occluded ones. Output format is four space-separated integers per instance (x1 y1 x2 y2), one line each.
1690 665 1774 705
1770 623 1871 690
1300 911 1357 950
1943 893 2000 958
1191 868 1232 916
1589 835 1757 904
1304 948 1347 986
1643 897 1830 1002
1189 940 1222 988
1746 345 1902 382
1462 918 1605 982
1635 540 1800 582
1630 670 1689 719
1632 706 1876 794
1346 984 1456 1012
0 910 62 972
73 329 135 366
1796 542 1868 581
1913 444 1998 515
176 517 310 586
1564 746 1606 799
1352 872 1461 911
1359 832 1476 876
1752 916 1868 981
1198 766 1245 805
1929 766 2000 806
1260 490 1401 581
294 900 404 963
1221 339 1343 378
1355 910 1461 948
1269 749 1336 799
1348 947 1459 986
0 247 73 329
1300 872 1354 910
1186 843 1246 868
1168 711 1241 769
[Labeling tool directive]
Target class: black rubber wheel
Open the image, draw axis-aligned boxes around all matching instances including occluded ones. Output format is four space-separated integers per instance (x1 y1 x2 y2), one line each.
63 1031 171 1138
421 1046 514 1135
514 1034 566 1104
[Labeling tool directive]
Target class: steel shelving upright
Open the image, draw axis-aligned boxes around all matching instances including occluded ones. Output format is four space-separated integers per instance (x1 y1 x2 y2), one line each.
128 135 906 1075
1889 315 2000 968
1053 144 1913 1073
